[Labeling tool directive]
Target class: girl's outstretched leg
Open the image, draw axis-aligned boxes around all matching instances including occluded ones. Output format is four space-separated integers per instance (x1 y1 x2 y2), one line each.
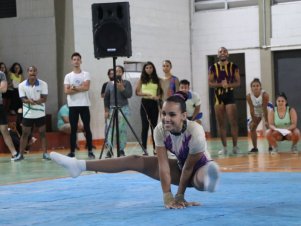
50 152 182 184
50 152 161 180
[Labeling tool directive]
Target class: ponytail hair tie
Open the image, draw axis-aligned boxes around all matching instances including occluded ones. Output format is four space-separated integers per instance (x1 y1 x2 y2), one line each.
174 91 188 101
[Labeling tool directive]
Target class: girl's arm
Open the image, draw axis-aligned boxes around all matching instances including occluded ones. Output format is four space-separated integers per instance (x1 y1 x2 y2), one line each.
246 94 255 119
262 92 270 127
176 152 201 196
288 107 298 130
268 109 276 130
157 146 183 209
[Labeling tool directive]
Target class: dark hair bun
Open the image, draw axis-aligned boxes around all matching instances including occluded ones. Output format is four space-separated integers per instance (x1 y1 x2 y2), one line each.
174 91 188 101
277 92 287 101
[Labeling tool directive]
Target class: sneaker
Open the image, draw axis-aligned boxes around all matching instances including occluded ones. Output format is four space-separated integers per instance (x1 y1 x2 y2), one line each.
204 161 219 192
88 151 95 159
12 153 24 161
105 149 113 158
232 146 239 154
11 152 20 161
291 145 298 154
43 153 51 160
119 150 125 157
67 152 75 158
270 147 278 154
218 147 228 155
248 148 258 154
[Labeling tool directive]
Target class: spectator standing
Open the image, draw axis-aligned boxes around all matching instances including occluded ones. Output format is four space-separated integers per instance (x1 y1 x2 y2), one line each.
160 60 179 101
9 62 24 115
0 69 19 160
101 68 114 98
104 65 132 157
0 62 12 112
136 61 163 155
16 66 49 161
208 47 240 155
64 52 95 159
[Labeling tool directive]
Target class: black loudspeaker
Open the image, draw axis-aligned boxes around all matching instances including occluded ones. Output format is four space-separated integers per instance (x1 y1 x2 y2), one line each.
91 2 132 59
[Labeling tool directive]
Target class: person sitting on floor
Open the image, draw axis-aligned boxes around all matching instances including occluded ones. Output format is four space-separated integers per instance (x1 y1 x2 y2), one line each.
57 104 95 150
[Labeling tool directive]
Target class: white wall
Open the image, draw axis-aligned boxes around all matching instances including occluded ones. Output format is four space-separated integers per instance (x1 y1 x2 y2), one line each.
191 6 261 131
72 0 191 139
0 0 58 122
271 1 301 50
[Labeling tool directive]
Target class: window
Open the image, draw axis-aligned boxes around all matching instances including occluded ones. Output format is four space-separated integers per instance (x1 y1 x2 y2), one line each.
272 0 301 4
194 0 258 12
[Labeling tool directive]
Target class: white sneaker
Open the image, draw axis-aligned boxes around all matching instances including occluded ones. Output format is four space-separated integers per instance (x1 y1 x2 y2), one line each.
218 148 228 155
270 147 278 154
232 146 240 154
204 161 219 192
291 145 298 154
11 153 24 161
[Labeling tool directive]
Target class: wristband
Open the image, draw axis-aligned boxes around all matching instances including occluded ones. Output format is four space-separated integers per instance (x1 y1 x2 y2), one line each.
163 192 174 205
175 193 185 203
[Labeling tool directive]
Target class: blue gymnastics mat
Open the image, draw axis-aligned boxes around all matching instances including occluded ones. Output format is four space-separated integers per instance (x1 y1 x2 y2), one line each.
1 172 301 226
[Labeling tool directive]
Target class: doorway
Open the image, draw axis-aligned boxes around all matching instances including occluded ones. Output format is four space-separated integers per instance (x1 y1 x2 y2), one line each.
274 50 301 128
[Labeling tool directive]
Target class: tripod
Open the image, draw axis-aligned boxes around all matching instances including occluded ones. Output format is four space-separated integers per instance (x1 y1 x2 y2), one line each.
99 57 148 159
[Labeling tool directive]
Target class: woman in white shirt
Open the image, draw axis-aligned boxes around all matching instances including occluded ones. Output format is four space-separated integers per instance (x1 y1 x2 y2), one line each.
246 78 270 153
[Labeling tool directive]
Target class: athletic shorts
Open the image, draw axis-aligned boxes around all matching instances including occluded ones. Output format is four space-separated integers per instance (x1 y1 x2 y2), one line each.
0 104 8 125
22 116 46 128
177 154 210 174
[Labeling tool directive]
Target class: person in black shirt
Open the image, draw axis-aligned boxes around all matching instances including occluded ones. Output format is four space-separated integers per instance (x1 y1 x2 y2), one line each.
101 68 114 98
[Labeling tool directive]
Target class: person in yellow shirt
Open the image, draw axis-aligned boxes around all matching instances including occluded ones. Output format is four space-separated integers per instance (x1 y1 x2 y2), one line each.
9 62 24 115
136 62 163 155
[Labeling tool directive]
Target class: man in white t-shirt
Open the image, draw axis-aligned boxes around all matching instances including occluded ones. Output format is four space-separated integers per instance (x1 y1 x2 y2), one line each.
16 66 49 161
179 79 202 125
64 52 95 159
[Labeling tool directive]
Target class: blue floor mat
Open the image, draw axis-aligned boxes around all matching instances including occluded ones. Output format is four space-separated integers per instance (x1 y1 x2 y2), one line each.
1 172 301 226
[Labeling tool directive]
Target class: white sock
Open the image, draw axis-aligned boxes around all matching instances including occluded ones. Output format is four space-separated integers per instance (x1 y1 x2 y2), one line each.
204 161 219 192
50 152 86 178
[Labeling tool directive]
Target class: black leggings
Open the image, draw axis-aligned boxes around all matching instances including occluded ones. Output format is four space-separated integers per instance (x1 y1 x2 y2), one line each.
10 88 22 112
140 99 159 150
69 106 93 152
